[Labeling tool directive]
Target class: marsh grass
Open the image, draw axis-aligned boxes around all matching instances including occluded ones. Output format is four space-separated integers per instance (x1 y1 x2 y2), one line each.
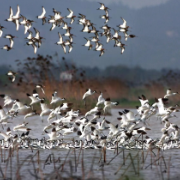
0 145 175 180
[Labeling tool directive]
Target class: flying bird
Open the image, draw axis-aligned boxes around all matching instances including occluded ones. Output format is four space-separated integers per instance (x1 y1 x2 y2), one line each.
7 71 17 82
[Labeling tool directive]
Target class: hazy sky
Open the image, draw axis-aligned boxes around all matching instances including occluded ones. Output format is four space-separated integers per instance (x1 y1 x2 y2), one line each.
0 0 179 70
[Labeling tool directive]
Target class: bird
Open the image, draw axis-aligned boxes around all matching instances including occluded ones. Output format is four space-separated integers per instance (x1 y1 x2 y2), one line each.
117 17 129 30
0 94 14 107
36 84 45 94
85 106 100 117
40 99 52 121
105 120 119 136
82 89 96 106
96 92 105 106
0 106 11 125
164 89 178 98
97 3 110 11
56 32 64 45
83 38 93 50
50 91 65 104
103 98 119 114
12 5 20 20
13 122 29 132
2 45 12 51
24 110 38 119
7 71 17 82
46 128 60 141
5 7 13 22
4 34 16 49
66 8 74 19
101 12 110 24
124 32 136 41
26 89 41 105
37 6 46 25
0 25 5 38
5 6 20 31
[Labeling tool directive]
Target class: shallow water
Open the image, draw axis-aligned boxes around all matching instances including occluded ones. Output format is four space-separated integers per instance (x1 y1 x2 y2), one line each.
1 109 180 180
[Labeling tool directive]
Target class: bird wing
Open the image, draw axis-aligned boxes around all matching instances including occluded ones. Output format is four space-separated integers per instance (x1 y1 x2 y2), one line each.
9 38 14 48
68 45 73 53
58 32 63 42
32 44 37 54
61 44 66 54
41 6 46 17
14 5 20 18
0 30 3 38
9 7 13 18
67 8 73 17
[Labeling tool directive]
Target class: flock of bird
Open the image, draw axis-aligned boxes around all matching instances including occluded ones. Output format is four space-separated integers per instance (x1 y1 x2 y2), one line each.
0 87 179 151
0 3 178 152
0 3 136 56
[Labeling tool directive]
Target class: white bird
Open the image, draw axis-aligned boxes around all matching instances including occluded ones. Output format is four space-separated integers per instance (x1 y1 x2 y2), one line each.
14 100 31 114
56 32 64 45
164 89 178 98
13 122 29 132
36 84 45 94
66 8 74 19
24 110 38 119
37 6 46 19
50 91 65 104
0 25 5 38
85 106 100 117
105 120 119 136
83 38 93 50
82 89 96 106
26 89 41 105
12 5 20 19
103 98 119 114
7 71 17 82
46 128 60 141
118 17 128 29
0 94 14 107
5 7 14 22
0 106 11 124
0 131 12 141
81 24 91 33
40 99 52 121
97 3 110 11
96 92 105 106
